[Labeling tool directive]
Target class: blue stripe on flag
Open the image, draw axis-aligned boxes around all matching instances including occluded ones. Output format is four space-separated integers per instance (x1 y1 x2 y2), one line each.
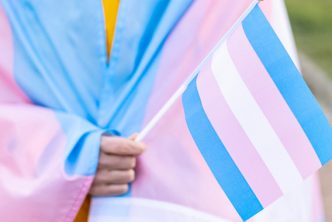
182 76 263 220
242 5 332 165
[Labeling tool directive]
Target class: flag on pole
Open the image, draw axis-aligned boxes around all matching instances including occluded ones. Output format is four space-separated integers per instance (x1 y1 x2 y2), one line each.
181 4 332 219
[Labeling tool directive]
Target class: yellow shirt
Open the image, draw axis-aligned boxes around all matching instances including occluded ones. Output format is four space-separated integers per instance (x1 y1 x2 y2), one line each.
74 1 119 221
103 0 120 59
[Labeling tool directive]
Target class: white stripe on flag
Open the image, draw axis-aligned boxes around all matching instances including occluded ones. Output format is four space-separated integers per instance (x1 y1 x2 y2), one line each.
210 43 303 194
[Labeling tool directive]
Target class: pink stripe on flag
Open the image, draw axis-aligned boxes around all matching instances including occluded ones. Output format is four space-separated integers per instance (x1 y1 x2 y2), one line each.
227 26 322 178
196 64 282 207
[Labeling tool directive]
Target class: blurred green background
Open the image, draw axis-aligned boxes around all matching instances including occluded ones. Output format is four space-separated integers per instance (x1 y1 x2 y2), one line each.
286 0 332 78
286 2 332 221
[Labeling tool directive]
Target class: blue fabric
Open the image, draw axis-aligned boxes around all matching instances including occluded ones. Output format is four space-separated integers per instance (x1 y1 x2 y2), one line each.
98 0 192 131
243 5 332 165
1 0 192 175
182 76 263 221
57 112 105 176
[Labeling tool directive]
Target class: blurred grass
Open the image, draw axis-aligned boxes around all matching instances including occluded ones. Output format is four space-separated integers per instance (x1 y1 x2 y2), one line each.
285 0 332 78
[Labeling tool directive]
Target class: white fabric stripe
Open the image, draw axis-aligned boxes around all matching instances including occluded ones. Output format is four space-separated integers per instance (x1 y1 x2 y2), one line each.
90 197 230 222
211 43 302 193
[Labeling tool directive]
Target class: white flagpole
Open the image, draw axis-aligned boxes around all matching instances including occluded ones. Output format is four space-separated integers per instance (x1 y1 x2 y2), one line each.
136 0 260 142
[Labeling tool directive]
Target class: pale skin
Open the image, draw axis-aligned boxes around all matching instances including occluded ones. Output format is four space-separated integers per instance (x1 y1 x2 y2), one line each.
89 134 146 196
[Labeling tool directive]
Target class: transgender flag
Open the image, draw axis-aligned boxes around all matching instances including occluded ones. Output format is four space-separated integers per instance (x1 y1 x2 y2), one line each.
91 2 332 222
181 4 332 220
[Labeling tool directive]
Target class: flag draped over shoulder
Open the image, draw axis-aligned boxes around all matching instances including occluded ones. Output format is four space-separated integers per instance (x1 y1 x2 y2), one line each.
0 0 330 221
91 1 332 222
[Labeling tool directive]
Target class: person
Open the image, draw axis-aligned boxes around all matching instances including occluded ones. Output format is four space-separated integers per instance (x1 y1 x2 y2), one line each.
0 0 325 222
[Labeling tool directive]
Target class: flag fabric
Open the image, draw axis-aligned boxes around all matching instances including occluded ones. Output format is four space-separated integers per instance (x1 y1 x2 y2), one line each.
182 6 331 219
0 0 330 221
91 2 332 222
182 4 332 220
0 0 193 221
251 1 326 221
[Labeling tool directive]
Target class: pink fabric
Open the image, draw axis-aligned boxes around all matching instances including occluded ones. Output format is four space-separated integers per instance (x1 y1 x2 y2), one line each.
196 64 282 207
133 98 242 221
0 5 93 221
227 26 322 178
144 0 253 123
0 5 29 103
0 104 93 222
